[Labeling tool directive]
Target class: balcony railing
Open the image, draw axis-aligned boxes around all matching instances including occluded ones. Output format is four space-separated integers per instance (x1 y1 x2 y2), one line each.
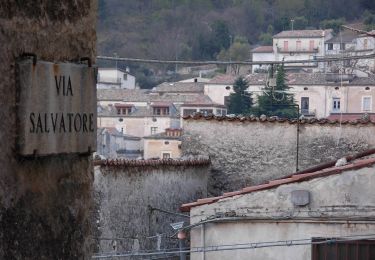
300 109 316 117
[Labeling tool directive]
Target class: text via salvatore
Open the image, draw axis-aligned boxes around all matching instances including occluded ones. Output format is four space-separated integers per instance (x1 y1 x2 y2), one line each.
29 75 94 134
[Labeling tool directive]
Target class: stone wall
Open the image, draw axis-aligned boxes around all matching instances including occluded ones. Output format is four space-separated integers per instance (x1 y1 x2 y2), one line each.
182 117 375 195
93 159 210 254
0 1 96 259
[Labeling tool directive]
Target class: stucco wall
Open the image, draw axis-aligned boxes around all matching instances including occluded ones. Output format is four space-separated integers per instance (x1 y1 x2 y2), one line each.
182 118 375 195
93 161 210 254
0 1 96 259
189 164 375 260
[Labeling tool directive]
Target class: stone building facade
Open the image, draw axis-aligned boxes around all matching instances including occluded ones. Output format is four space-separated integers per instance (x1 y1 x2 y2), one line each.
0 1 96 259
182 115 375 195
93 158 210 255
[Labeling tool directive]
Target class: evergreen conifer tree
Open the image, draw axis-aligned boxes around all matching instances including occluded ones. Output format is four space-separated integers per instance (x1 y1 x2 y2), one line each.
228 77 252 115
255 64 297 118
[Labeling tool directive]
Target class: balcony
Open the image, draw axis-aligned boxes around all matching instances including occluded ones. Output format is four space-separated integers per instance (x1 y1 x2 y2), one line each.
277 47 319 54
300 109 316 117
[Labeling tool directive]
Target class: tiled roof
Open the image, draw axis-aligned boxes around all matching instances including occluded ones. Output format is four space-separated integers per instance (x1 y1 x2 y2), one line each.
94 157 210 167
97 89 215 103
180 155 375 212
182 113 375 125
154 82 204 93
208 74 237 84
245 73 375 86
252 46 273 53
327 113 375 121
143 132 182 140
273 29 331 38
97 89 150 101
325 30 357 44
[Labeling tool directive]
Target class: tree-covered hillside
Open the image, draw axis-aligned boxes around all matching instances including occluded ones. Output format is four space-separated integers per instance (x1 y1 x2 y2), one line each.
98 0 374 58
97 0 375 87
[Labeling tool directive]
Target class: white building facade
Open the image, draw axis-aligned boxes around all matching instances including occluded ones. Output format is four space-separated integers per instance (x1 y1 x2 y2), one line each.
97 68 136 90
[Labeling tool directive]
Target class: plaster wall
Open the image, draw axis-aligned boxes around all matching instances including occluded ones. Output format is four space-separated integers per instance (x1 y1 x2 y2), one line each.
0 1 96 259
204 84 234 105
182 119 375 195
189 166 375 260
252 52 274 72
143 139 182 159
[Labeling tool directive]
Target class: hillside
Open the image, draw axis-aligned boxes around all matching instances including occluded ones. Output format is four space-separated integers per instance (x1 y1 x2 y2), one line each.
97 0 375 87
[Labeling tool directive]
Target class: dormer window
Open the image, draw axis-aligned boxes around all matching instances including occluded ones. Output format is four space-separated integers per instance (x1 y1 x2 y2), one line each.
115 104 133 115
153 107 169 115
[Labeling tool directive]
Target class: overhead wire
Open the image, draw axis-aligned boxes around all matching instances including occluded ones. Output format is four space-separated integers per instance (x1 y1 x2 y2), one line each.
92 233 375 259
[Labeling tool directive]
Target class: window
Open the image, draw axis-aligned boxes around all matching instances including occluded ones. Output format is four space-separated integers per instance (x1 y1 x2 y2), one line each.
183 109 197 117
301 97 309 115
162 152 171 159
312 238 375 260
123 73 127 80
362 96 372 112
296 40 301 51
200 109 213 116
327 43 333 50
309 40 314 51
283 41 288 51
153 107 169 116
332 98 341 112
364 38 368 49
117 107 132 115
150 127 158 135
340 43 346 50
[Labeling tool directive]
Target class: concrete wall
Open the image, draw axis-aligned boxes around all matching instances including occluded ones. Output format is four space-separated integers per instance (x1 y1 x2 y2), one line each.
93 160 210 253
182 118 375 195
0 1 96 259
204 84 233 105
189 164 375 260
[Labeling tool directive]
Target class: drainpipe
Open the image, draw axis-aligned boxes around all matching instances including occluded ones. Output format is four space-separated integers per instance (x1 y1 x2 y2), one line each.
201 224 205 260
177 230 187 260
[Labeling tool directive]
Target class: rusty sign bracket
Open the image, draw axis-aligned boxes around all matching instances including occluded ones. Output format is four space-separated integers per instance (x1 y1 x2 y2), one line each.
80 57 92 67
21 52 37 65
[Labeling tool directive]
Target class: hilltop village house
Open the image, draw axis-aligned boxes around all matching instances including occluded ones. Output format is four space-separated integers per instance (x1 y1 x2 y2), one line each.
181 153 375 260
96 82 226 158
97 68 136 90
201 72 375 119
252 28 375 74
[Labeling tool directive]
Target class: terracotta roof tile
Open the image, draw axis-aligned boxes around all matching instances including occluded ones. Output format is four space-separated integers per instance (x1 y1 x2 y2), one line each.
180 156 375 212
252 46 273 53
94 157 211 167
183 113 375 125
273 29 332 38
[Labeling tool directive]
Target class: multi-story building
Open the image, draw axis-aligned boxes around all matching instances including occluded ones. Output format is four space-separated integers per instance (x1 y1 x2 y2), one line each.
246 73 375 119
97 85 225 158
97 68 136 90
272 29 333 71
143 128 182 159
